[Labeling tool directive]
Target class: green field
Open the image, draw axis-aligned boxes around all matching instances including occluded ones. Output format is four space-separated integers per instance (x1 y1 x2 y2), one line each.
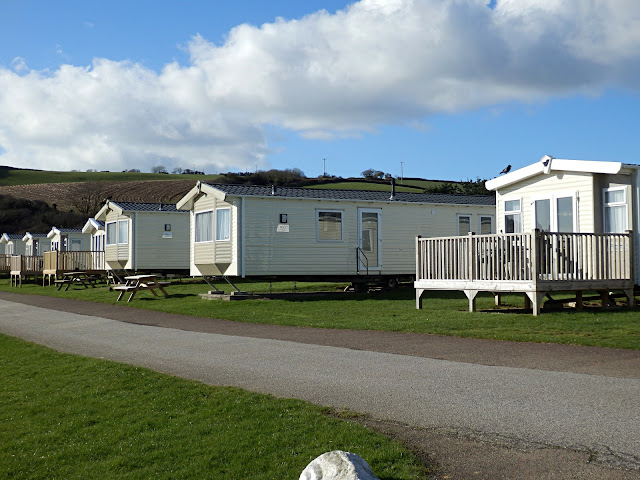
0 166 221 186
305 181 424 192
2 279 638 350
0 334 429 479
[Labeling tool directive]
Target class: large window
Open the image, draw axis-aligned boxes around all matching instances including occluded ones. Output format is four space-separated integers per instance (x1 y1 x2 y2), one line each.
504 199 522 233
534 195 575 232
457 215 471 235
216 208 231 241
195 211 213 243
106 222 117 245
317 210 343 241
603 187 627 233
117 219 129 244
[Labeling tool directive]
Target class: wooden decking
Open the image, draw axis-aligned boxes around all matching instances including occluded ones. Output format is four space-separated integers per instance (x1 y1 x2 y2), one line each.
43 250 105 283
10 255 44 286
0 254 11 274
415 231 635 315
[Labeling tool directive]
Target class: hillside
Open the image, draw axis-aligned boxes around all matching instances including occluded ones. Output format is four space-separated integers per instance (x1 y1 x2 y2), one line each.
0 165 219 186
0 179 197 214
0 166 491 233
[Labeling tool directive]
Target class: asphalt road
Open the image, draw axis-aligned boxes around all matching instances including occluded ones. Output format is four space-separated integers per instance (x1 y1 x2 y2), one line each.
1 296 639 478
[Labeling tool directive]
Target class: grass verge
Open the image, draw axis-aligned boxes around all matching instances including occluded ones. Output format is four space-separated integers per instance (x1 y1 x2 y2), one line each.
1 278 639 350
0 333 429 480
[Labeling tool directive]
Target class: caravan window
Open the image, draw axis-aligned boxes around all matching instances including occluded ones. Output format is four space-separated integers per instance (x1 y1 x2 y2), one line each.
457 215 471 235
479 216 493 234
317 210 343 241
216 208 231 241
603 187 627 233
118 220 129 244
195 210 213 243
504 199 522 233
106 222 117 245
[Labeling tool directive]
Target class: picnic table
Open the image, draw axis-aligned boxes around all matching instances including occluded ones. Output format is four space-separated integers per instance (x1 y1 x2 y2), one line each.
55 271 100 291
113 274 171 302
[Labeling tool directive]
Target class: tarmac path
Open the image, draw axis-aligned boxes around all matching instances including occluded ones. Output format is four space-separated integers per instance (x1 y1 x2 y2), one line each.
1 292 639 479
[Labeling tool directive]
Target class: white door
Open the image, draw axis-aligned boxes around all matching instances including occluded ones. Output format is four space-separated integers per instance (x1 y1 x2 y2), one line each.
358 208 381 270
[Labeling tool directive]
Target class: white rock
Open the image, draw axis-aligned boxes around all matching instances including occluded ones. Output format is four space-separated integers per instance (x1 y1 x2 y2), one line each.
299 450 380 480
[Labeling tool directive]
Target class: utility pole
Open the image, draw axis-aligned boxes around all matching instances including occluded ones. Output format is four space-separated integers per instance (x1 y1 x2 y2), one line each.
323 158 326 177
400 161 405 183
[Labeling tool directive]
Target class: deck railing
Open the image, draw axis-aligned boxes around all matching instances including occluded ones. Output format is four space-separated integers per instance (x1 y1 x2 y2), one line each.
9 255 44 273
0 254 11 272
43 250 106 273
416 230 632 284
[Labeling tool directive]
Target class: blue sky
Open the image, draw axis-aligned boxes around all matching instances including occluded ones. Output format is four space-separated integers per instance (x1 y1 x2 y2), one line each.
1 0 639 181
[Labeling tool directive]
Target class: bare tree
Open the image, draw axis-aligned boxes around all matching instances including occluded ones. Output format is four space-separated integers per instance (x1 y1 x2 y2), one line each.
152 165 168 174
70 182 110 216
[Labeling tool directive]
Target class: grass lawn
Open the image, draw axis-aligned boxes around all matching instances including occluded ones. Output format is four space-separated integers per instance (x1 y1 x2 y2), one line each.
0 334 428 479
1 278 639 350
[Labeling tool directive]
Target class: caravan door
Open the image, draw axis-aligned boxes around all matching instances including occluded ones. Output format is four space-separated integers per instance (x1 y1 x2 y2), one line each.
358 208 381 270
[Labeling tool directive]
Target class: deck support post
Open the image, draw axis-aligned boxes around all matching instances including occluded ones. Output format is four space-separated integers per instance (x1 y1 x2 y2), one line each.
464 289 478 312
494 293 501 306
575 291 583 310
416 288 424 309
624 289 635 308
526 291 546 316
599 290 611 309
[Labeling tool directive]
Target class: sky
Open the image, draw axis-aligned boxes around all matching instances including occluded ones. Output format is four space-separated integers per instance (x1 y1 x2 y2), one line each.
1 0 640 182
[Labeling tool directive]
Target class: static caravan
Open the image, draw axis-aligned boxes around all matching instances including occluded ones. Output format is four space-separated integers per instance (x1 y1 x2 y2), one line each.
414 156 639 315
485 156 640 286
82 218 106 253
22 233 51 256
1 233 26 255
176 182 496 282
94 201 189 272
47 227 91 251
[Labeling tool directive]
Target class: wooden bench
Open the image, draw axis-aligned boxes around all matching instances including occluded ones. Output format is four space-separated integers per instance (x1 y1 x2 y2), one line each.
54 272 99 291
114 275 171 302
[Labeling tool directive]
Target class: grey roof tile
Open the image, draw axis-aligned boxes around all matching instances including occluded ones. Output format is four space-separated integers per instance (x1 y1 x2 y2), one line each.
111 201 184 213
205 183 496 206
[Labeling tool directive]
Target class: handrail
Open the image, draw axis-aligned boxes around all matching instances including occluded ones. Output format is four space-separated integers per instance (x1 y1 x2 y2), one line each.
416 230 633 283
44 250 105 272
356 247 369 275
0 254 11 272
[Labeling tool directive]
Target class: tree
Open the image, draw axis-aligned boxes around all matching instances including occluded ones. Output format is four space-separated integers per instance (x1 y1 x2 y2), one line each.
152 165 168 174
361 169 376 179
172 167 183 174
69 182 110 216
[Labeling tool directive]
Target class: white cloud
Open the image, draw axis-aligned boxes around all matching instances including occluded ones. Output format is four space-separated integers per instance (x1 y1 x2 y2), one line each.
10 57 29 74
1 0 640 173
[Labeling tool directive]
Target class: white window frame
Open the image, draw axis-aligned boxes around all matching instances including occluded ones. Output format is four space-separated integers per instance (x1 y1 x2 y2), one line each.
106 222 117 245
531 192 577 233
117 219 129 245
195 210 214 244
316 209 344 242
457 214 472 236
603 186 628 233
215 207 231 242
479 215 494 235
503 198 522 233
